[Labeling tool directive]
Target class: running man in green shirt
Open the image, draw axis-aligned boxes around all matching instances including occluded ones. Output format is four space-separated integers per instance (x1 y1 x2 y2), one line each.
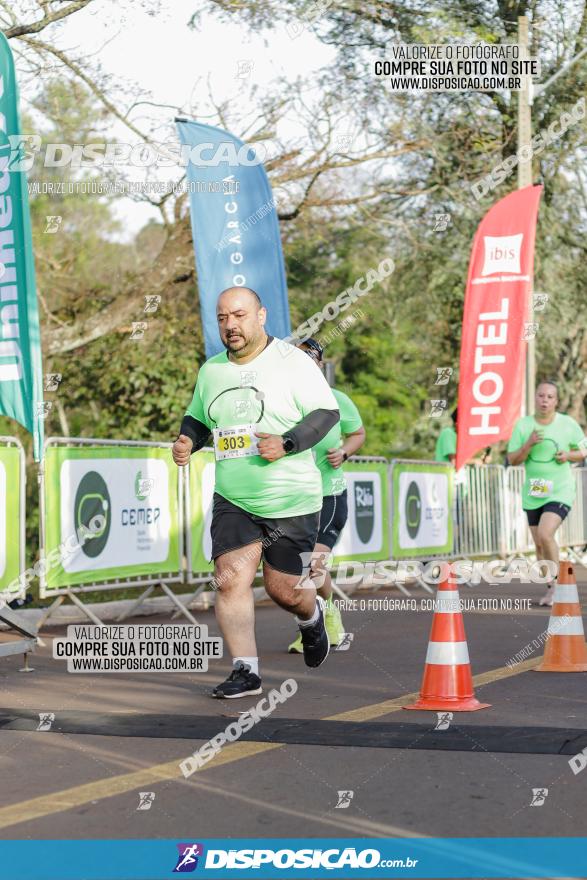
287 339 366 653
507 380 587 606
172 287 340 697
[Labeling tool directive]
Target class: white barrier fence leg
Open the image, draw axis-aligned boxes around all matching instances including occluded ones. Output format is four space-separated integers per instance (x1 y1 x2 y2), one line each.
158 582 199 625
116 585 156 622
116 582 200 625
36 590 105 632
170 582 209 619
35 595 65 633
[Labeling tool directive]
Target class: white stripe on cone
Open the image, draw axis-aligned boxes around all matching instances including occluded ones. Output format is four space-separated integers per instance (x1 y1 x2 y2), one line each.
425 641 470 665
433 591 461 613
547 616 585 637
553 584 580 603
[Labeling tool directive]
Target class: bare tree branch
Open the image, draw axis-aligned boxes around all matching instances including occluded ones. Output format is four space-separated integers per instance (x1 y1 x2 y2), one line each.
4 0 95 38
17 35 150 143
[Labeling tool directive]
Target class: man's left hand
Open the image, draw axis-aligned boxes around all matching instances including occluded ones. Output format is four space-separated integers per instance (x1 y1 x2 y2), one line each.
555 450 569 463
326 448 345 468
256 432 287 462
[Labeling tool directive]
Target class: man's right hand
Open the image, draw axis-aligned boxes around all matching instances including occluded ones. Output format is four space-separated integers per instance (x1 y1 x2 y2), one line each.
172 434 193 466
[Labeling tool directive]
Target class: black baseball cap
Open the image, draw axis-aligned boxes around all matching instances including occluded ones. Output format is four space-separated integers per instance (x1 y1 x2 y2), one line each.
298 338 324 361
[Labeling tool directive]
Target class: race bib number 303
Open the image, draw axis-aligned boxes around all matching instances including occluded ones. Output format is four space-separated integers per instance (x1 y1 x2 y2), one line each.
213 424 260 461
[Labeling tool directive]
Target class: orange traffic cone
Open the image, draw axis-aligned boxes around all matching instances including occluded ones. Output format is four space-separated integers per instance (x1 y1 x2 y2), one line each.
404 575 490 711
535 561 587 672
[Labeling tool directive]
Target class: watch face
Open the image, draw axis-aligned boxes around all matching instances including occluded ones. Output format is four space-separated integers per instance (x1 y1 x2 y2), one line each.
283 437 294 453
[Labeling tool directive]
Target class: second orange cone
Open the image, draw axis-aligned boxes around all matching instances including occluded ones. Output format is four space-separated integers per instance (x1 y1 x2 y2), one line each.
404 574 490 711
536 561 587 673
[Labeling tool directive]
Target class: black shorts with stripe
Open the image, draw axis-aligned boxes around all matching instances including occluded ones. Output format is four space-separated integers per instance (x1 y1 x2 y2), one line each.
525 501 571 527
317 490 348 549
210 492 319 576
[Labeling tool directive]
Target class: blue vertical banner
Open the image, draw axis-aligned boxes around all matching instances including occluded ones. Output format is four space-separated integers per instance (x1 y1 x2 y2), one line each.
176 119 291 357
0 33 44 460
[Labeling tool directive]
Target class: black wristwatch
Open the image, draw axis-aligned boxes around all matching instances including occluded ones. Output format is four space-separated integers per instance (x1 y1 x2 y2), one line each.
342 451 348 462
282 435 296 454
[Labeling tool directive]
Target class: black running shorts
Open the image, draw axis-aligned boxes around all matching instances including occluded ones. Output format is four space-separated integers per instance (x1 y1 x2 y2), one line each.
210 492 320 576
525 501 571 526
316 490 348 549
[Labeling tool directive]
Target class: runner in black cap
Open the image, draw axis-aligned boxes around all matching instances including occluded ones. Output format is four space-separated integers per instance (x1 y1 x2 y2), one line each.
288 339 366 652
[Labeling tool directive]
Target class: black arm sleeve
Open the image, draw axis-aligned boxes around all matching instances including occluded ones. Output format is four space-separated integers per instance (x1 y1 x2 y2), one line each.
179 415 212 453
282 408 340 454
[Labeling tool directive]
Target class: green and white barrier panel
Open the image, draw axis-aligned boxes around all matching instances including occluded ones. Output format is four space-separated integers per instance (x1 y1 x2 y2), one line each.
185 448 215 579
0 436 25 602
38 438 189 625
390 459 454 558
0 436 36 661
331 457 390 564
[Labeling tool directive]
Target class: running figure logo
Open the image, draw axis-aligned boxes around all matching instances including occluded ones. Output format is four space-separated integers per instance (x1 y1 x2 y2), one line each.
335 632 354 652
136 792 155 811
335 791 354 809
429 399 447 417
37 712 55 731
173 843 204 872
434 712 453 730
434 367 453 386
530 788 548 807
522 322 539 341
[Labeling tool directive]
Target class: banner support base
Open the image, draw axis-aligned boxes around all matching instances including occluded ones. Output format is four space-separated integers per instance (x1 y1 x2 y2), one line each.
36 591 103 634
159 582 199 624
0 606 37 664
170 583 207 619
19 651 35 672
117 581 199 625
116 584 156 622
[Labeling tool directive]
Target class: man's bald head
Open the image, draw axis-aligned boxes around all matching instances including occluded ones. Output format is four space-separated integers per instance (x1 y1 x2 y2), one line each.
216 286 267 358
218 287 263 309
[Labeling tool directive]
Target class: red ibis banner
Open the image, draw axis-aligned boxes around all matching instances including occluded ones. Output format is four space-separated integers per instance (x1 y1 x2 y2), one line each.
456 185 542 470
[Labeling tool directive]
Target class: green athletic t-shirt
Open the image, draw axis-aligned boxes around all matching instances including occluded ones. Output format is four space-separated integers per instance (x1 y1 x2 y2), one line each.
507 413 587 509
313 387 363 497
435 426 457 462
185 338 339 517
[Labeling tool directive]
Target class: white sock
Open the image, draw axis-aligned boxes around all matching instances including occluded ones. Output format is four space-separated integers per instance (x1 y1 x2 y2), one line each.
296 601 320 629
233 656 259 677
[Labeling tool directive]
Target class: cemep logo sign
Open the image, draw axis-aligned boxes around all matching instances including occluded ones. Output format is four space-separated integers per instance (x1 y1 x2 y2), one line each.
73 471 111 558
405 480 421 539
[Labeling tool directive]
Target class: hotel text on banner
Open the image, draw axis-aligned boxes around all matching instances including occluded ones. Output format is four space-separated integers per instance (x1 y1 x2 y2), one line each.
456 185 542 469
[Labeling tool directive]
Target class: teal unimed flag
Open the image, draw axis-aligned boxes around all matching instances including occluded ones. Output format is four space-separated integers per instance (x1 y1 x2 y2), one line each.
0 33 44 460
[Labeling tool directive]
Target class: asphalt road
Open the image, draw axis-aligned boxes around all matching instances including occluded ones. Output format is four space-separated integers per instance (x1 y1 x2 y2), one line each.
1 574 586 853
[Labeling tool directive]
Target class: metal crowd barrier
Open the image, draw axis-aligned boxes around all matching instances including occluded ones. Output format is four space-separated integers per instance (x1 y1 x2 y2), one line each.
453 463 587 559
560 467 587 549
453 465 506 558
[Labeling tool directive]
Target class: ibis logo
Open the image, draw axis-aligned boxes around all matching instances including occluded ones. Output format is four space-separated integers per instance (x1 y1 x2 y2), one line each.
74 471 111 558
405 480 421 539
481 233 523 276
354 481 375 544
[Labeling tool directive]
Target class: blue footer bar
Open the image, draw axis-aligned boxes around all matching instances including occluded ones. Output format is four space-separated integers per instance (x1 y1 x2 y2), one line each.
0 837 585 879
